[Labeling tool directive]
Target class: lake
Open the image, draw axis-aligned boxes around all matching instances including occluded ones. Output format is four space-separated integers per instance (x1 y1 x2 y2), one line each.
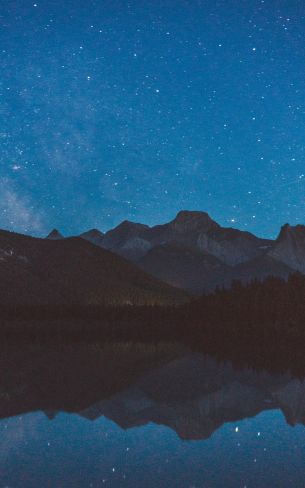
0 342 304 487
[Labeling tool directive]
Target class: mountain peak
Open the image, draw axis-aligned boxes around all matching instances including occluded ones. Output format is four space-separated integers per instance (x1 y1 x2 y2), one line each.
116 220 149 230
46 229 64 240
170 210 218 232
80 228 104 246
104 220 149 239
81 229 104 239
277 223 305 242
101 220 150 254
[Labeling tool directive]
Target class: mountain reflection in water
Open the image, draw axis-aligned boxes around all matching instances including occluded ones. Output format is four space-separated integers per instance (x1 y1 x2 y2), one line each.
1 342 305 439
0 342 305 487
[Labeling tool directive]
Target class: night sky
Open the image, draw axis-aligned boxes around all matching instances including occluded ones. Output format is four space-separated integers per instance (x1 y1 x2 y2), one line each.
1 0 305 238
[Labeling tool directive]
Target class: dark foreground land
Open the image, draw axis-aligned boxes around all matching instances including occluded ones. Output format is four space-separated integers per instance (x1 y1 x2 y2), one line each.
1 273 305 374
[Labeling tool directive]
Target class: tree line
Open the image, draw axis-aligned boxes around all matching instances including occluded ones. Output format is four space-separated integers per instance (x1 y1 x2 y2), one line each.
2 273 305 372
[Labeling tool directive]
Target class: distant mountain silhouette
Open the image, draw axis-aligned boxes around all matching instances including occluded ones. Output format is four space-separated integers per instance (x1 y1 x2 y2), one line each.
46 229 64 240
80 229 104 247
101 220 151 260
0 230 187 305
76 210 302 293
98 211 272 265
268 223 305 273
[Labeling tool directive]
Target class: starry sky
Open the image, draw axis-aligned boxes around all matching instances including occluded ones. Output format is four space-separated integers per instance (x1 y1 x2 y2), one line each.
1 0 305 238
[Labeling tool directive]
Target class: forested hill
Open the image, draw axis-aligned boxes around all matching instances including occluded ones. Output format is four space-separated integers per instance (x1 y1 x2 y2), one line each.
0 229 188 306
188 273 305 331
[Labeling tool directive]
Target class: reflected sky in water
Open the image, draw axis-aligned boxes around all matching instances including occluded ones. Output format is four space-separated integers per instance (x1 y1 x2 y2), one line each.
0 343 305 487
0 409 304 487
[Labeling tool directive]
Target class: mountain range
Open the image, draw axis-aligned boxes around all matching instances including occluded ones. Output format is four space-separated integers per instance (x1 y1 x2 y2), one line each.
49 210 305 294
0 229 186 306
0 210 304 307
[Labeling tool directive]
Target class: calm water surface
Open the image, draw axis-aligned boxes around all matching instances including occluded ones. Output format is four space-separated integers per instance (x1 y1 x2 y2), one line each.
0 343 304 487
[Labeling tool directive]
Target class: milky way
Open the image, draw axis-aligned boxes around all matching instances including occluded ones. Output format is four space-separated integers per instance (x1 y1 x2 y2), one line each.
1 0 305 237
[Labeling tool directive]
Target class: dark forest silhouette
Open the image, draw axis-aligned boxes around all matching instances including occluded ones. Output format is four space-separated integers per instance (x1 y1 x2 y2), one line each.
2 272 305 372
